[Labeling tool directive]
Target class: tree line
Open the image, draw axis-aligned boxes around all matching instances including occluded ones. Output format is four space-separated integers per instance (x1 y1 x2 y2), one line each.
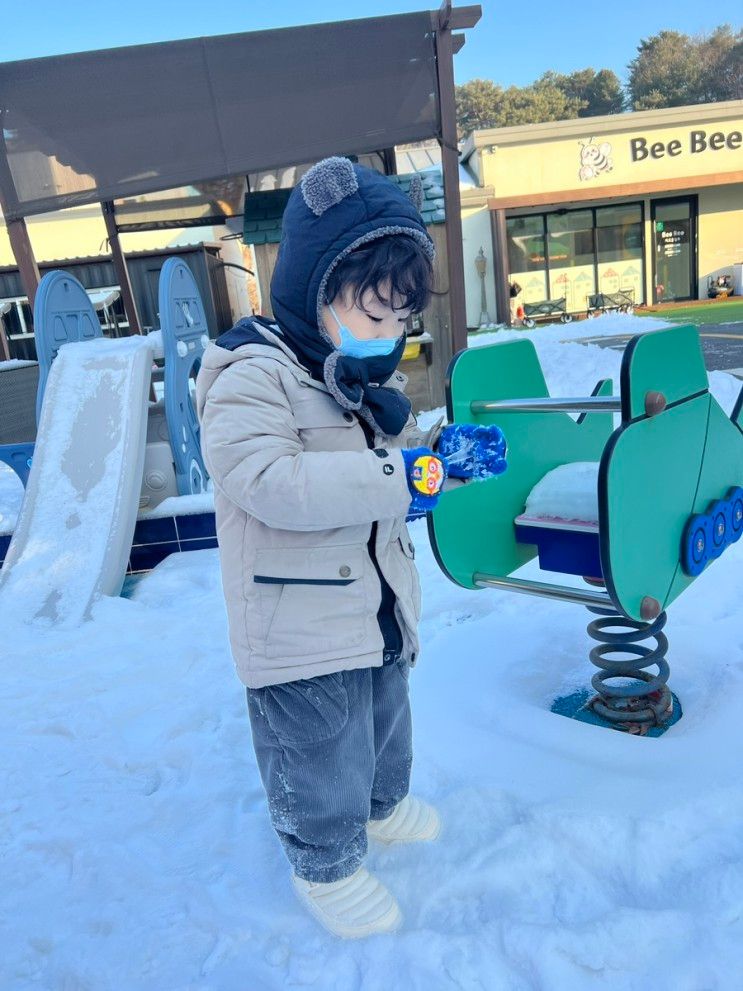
455 26 742 135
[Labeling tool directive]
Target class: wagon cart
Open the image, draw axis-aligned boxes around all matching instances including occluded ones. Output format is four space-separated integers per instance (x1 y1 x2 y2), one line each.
586 289 634 317
521 297 572 329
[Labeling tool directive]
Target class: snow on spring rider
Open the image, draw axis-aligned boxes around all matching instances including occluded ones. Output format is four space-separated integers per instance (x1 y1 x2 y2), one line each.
429 324 743 736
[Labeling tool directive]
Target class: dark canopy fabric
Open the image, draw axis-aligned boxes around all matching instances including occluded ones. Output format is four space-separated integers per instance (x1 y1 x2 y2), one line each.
0 11 439 220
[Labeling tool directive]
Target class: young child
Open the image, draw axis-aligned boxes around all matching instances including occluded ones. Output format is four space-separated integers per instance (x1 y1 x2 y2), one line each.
195 158 506 938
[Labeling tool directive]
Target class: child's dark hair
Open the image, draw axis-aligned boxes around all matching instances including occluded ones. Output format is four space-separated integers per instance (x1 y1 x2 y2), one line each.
324 235 435 315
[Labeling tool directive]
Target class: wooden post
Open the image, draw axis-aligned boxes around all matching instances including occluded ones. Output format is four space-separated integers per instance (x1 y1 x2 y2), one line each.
6 218 41 313
435 1 469 355
101 201 143 335
0 310 10 361
0 121 41 336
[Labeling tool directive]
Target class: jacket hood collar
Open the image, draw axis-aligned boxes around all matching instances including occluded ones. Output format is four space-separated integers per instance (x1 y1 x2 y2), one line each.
266 157 434 434
269 157 435 351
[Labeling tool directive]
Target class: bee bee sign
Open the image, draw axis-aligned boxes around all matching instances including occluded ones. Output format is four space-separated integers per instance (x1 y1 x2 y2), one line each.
630 129 742 162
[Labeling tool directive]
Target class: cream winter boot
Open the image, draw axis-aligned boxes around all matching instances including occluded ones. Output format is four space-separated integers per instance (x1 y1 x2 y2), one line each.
366 795 441 844
292 866 402 939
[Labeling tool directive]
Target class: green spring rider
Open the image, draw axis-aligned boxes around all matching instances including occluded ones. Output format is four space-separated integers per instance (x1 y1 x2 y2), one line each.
429 324 743 736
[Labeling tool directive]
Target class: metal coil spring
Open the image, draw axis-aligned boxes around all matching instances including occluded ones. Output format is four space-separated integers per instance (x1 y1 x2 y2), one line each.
586 606 673 727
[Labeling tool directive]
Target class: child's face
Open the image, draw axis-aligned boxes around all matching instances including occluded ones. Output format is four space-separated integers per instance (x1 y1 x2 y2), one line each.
321 279 412 346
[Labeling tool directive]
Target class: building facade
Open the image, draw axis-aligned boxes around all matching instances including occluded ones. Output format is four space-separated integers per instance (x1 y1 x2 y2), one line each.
460 101 743 319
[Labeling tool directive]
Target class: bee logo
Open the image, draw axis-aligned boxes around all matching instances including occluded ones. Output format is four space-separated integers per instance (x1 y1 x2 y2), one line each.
578 138 613 181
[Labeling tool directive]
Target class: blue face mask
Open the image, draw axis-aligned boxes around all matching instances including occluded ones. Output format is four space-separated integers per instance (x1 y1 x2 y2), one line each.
327 302 401 359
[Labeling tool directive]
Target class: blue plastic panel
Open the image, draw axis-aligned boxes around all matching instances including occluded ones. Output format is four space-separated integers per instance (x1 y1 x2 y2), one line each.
158 258 209 495
515 521 603 578
34 271 102 424
0 442 34 486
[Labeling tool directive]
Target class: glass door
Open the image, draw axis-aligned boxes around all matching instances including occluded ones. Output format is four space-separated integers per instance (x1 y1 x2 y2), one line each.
651 198 696 302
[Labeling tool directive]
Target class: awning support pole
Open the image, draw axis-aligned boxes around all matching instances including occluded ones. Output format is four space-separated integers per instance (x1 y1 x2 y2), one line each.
436 0 470 354
101 201 143 336
0 312 9 361
0 122 41 357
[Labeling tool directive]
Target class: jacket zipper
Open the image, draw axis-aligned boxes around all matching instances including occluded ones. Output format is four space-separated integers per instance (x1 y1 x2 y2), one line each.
356 417 403 663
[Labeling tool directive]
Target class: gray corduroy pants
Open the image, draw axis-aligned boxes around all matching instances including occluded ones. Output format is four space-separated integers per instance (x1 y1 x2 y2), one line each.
246 659 412 883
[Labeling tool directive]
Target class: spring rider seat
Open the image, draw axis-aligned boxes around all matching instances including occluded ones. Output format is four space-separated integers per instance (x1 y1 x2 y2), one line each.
429 324 743 735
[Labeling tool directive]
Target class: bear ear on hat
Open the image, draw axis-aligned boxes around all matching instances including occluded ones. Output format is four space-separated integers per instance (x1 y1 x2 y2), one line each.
300 157 359 216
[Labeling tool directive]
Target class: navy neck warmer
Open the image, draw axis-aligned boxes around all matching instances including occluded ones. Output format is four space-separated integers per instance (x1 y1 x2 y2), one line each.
269 301 411 436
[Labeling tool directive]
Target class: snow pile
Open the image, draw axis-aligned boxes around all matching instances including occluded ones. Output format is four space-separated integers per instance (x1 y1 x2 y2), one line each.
0 359 37 370
138 489 214 519
1 321 743 989
0 462 24 535
525 462 600 523
469 309 671 349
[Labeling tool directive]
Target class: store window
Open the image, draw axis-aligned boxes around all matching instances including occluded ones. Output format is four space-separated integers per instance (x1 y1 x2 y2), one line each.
505 203 646 312
506 215 547 303
547 211 596 310
596 204 643 304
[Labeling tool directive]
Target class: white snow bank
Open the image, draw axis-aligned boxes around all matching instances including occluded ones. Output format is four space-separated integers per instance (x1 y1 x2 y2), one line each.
2 317 743 990
0 359 37 370
2 498 742 989
469 310 670 349
0 462 24 535
137 489 214 519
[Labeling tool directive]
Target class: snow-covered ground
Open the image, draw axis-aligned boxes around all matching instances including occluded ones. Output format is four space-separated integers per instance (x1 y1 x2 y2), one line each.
2 314 743 989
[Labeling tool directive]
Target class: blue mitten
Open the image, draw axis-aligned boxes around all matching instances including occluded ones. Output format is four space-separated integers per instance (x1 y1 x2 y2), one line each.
401 447 448 519
437 423 507 480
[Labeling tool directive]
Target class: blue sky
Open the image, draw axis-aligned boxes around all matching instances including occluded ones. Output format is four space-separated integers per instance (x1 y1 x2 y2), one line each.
1 1 730 87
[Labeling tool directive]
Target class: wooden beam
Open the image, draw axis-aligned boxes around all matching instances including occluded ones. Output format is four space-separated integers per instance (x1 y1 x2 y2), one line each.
0 125 40 357
101 201 143 336
0 314 10 361
452 34 466 54
487 169 743 212
5 218 41 311
381 147 397 175
445 4 482 29
435 1 470 354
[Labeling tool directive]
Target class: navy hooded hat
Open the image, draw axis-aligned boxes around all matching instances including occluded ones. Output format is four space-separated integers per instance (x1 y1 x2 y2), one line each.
245 158 434 435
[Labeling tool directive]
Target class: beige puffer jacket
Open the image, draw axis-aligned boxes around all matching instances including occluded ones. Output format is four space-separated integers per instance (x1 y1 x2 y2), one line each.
195 324 423 688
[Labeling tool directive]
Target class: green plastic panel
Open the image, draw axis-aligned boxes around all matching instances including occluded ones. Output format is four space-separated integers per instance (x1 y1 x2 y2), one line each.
429 339 614 589
664 396 743 605
429 325 741 622
600 393 710 621
621 324 707 420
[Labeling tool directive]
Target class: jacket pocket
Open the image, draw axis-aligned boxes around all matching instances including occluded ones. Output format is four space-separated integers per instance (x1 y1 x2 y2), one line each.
398 536 422 623
293 401 358 429
258 672 349 746
293 399 361 453
252 546 367 660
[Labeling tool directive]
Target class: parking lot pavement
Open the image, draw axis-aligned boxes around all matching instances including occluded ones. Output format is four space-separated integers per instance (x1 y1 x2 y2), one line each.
573 323 743 378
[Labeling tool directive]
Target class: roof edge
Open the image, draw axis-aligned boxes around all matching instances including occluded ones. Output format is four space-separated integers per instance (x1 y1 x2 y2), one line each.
463 99 743 151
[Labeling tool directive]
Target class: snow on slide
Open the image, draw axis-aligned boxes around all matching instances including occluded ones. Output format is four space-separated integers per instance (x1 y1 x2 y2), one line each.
0 337 153 627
